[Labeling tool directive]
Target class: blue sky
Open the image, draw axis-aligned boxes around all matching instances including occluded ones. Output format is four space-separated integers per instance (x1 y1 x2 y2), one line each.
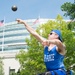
0 0 74 23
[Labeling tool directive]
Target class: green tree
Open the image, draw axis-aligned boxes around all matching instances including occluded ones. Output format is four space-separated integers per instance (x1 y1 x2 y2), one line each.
0 57 4 75
16 15 75 75
67 21 75 30
61 2 75 20
61 1 75 33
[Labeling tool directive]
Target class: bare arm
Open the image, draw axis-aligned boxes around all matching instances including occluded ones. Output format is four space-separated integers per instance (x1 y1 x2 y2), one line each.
16 19 45 44
42 39 66 55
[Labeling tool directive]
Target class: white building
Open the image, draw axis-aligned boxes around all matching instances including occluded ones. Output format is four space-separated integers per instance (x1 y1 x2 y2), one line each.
0 18 51 75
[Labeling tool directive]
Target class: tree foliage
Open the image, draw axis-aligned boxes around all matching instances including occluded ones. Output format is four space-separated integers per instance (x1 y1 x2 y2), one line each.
61 1 75 38
0 57 4 75
16 15 75 75
67 21 75 30
61 2 75 20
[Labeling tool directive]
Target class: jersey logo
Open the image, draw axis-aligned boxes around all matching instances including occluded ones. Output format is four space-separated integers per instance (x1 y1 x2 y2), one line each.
44 54 54 62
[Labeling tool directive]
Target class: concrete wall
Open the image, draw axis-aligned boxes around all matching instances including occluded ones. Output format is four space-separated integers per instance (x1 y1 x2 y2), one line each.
0 51 20 75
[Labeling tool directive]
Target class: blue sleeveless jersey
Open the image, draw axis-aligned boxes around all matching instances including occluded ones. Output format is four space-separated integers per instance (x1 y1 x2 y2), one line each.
44 46 65 71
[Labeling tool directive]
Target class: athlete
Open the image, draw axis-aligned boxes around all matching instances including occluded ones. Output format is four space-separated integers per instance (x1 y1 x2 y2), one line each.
16 19 66 75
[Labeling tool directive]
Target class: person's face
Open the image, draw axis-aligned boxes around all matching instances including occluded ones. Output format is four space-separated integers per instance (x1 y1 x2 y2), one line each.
48 31 59 40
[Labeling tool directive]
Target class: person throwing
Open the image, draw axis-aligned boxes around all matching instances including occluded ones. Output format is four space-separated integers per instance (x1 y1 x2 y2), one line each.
16 19 66 75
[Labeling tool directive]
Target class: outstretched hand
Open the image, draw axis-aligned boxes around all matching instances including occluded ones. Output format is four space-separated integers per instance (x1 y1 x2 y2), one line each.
16 19 25 24
42 40 50 46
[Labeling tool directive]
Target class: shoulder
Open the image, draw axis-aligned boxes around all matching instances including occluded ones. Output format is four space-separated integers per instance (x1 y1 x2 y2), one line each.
56 42 66 55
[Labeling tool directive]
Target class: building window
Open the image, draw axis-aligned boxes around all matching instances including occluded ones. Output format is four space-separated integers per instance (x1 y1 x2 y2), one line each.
9 68 15 75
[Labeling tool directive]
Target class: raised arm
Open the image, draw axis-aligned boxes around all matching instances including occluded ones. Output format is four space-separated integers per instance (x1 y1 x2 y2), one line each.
16 19 45 44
